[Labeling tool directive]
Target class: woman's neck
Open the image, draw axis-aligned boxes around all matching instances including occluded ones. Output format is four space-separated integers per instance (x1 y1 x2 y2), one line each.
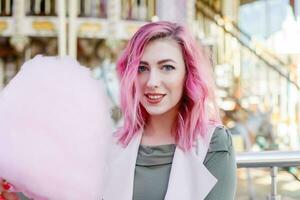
141 107 178 146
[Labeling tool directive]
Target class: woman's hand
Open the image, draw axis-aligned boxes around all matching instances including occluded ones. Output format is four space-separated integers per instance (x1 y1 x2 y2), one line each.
0 179 19 200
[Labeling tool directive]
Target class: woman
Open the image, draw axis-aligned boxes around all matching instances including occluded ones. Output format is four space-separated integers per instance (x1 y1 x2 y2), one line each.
102 21 236 200
0 21 236 200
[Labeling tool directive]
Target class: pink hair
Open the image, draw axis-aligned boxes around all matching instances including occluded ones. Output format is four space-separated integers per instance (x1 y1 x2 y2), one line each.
116 21 220 151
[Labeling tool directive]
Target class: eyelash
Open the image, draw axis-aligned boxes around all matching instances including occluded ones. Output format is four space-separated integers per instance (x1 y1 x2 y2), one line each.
138 65 175 73
161 65 175 71
138 65 149 73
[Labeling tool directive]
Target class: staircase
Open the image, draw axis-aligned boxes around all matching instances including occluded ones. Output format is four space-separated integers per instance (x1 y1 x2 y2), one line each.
195 0 300 149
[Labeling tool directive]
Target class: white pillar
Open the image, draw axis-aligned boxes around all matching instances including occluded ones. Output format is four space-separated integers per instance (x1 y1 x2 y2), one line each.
35 0 41 14
84 0 91 16
91 0 99 17
288 83 300 149
55 0 59 16
10 0 29 52
68 0 77 58
107 0 121 39
279 77 288 138
298 87 300 147
45 0 51 15
14 0 25 33
0 59 4 90
222 0 240 22
296 0 300 19
5 0 11 15
25 0 31 14
58 0 67 56
107 0 121 21
186 0 195 30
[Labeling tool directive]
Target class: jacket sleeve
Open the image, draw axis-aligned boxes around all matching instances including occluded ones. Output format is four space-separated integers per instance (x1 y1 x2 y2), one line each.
204 127 237 200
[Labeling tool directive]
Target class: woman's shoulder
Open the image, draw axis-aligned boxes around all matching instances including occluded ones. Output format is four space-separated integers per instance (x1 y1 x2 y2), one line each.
207 125 233 153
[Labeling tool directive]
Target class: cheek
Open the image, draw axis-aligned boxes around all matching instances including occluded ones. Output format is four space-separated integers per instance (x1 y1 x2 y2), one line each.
174 82 185 98
175 71 186 91
137 75 147 92
137 77 149 104
168 77 185 100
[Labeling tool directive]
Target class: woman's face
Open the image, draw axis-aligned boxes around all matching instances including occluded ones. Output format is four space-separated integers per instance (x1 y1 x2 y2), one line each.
137 38 186 116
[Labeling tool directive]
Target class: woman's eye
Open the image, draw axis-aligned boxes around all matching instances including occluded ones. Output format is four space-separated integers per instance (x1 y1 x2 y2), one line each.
138 65 149 73
162 65 175 71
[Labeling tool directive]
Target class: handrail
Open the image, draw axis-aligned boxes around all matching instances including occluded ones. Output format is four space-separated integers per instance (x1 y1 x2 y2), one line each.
195 1 300 90
236 150 300 168
236 151 300 200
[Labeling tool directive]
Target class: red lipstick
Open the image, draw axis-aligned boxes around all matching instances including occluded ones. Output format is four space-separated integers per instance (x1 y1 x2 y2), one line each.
145 93 166 104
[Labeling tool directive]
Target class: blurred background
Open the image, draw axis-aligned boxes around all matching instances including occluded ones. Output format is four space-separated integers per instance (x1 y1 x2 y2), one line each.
0 0 299 199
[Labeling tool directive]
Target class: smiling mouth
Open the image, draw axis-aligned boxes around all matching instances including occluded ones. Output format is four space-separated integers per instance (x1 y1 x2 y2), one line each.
145 93 166 104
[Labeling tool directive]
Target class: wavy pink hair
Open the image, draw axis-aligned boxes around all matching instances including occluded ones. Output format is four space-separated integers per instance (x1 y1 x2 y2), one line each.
116 21 220 151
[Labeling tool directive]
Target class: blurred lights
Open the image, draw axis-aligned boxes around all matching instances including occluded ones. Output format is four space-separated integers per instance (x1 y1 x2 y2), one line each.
151 15 159 22
282 182 300 192
227 121 235 128
248 96 260 104
216 89 228 98
220 99 236 111
233 64 240 78
214 15 224 26
224 22 233 31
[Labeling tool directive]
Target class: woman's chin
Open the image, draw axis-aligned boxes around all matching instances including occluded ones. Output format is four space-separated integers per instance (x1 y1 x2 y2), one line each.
144 107 168 116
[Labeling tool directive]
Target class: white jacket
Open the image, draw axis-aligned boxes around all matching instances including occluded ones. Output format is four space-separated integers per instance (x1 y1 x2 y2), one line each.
102 124 220 200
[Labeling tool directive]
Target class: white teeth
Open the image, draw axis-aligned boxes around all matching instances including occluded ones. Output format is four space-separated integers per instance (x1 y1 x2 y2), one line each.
147 95 163 100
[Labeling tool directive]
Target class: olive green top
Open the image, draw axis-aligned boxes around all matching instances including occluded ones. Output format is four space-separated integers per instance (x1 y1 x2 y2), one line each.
133 126 237 200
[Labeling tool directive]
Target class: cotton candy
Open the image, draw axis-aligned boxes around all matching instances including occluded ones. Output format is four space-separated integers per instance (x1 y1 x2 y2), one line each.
0 55 113 200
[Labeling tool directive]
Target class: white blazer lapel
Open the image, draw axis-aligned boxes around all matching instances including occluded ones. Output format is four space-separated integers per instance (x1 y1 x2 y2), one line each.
103 125 220 200
164 125 218 200
102 130 142 200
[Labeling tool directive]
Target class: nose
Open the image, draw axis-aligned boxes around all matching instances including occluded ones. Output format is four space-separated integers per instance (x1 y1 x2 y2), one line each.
146 69 160 89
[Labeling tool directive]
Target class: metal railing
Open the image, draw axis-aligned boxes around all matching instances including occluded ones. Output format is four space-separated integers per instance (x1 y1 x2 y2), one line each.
236 151 300 200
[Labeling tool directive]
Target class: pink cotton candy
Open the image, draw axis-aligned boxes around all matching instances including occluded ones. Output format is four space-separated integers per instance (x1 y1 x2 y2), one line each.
0 55 113 200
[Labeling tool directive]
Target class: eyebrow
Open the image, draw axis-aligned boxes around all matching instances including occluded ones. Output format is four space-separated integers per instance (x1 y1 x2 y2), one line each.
140 59 177 65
